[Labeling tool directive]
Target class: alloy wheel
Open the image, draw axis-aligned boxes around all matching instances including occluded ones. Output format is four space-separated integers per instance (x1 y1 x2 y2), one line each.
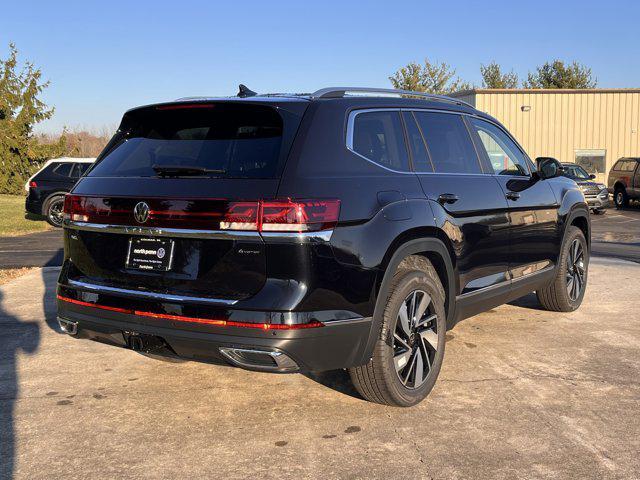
566 239 585 301
49 199 64 227
392 289 438 389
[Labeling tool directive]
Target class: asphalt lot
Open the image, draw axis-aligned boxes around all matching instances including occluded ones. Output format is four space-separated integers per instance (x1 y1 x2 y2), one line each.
1 259 639 479
1 204 639 269
0 230 63 268
591 207 640 263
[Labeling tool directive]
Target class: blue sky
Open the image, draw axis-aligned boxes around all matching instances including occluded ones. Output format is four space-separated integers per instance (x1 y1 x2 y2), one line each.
2 0 638 133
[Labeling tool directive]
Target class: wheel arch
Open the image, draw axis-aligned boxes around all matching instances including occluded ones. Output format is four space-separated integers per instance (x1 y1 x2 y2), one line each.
566 208 591 250
41 190 68 215
360 232 456 365
613 181 627 192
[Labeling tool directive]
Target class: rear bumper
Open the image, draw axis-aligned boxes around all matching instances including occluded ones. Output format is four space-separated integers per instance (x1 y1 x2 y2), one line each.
25 197 43 216
57 299 373 372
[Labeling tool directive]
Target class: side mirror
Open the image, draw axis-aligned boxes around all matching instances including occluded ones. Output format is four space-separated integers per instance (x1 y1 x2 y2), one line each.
589 174 596 179
535 157 563 180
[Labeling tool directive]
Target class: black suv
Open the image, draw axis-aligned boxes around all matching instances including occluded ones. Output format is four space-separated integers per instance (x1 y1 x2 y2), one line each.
56 87 590 406
25 158 94 226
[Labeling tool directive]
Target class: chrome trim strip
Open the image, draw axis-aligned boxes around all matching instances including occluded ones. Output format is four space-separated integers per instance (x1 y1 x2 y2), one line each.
65 221 333 243
456 265 555 299
65 279 238 305
260 230 333 243
64 220 261 240
218 347 299 372
322 316 372 326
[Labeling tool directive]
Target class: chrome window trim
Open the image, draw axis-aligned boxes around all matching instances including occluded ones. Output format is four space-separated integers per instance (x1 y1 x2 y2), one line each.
346 107 527 177
345 108 412 175
64 279 239 305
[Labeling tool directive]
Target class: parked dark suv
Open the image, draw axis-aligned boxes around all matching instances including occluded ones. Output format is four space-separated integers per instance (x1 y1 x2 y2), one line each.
56 87 590 406
25 158 95 226
608 157 640 209
561 162 609 214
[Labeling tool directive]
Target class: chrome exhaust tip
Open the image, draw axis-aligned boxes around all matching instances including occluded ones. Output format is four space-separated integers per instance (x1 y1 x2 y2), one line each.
219 347 299 372
57 317 78 335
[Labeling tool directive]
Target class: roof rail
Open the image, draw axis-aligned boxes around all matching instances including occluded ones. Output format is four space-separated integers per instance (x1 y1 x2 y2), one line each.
310 87 473 107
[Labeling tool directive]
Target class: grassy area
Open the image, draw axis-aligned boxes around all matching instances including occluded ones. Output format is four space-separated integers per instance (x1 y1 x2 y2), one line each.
0 267 36 285
0 194 52 236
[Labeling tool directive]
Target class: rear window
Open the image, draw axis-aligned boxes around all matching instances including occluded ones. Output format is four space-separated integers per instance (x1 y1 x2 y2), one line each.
350 110 410 171
88 103 294 179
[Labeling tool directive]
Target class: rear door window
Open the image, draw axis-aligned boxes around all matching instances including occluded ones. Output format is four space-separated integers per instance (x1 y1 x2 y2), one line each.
88 104 294 179
413 112 481 174
350 110 410 172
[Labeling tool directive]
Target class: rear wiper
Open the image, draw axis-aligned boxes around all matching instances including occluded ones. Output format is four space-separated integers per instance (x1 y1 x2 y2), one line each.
152 165 226 177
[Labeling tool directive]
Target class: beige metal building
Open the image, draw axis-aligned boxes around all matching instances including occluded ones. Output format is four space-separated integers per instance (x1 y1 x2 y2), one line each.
452 89 640 182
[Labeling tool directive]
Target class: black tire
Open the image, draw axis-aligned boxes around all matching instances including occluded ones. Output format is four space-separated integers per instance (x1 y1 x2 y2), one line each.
44 194 65 227
592 209 606 215
348 255 446 407
614 187 628 209
536 226 588 312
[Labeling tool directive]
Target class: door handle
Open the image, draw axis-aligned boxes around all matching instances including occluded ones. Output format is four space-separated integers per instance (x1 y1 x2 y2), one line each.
437 193 459 204
506 192 521 201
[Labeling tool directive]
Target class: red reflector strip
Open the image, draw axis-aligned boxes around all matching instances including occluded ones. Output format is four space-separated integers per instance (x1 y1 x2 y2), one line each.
57 295 323 330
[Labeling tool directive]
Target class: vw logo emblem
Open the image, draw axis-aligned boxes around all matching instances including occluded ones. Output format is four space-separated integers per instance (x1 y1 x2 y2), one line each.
134 202 150 224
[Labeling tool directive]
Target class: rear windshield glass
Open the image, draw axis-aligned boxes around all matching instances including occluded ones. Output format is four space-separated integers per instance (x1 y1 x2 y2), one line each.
88 103 292 178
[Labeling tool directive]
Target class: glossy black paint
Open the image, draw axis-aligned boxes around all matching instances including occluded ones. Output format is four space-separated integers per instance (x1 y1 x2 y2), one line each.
57 93 590 370
25 161 91 217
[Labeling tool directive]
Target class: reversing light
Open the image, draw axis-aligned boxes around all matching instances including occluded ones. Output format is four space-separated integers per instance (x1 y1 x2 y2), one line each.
219 201 259 231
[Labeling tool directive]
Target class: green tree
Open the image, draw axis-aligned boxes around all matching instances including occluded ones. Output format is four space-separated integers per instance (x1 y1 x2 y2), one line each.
523 60 597 89
0 43 65 194
480 62 519 88
389 58 471 95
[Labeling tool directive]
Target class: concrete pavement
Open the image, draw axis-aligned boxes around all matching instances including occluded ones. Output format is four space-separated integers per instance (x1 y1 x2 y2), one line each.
1 259 639 479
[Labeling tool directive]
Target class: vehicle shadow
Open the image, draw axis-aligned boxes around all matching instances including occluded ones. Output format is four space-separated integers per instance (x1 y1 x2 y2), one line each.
303 369 362 400
42 259 62 334
0 289 41 479
508 292 543 310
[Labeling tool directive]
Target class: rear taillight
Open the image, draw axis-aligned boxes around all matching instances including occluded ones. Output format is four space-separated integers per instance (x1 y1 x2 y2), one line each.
62 195 340 232
219 202 259 231
219 199 340 232
259 199 340 232
29 181 37 188
63 194 88 222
